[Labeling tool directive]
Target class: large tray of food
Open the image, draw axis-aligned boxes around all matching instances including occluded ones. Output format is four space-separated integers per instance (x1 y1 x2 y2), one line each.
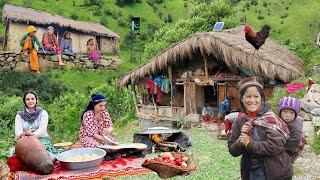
56 148 106 170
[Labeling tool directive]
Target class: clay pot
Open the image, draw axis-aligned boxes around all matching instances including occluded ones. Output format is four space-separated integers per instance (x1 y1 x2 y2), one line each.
15 136 54 175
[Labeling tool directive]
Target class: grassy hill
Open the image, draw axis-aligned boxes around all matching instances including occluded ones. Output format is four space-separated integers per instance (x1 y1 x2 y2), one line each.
233 0 320 44
0 0 189 45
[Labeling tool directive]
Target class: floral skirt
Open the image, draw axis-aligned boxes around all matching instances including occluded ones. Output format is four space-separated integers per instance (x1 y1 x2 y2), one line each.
38 136 64 155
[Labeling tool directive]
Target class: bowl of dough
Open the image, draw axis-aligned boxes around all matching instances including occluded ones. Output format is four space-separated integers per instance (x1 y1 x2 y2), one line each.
56 148 106 170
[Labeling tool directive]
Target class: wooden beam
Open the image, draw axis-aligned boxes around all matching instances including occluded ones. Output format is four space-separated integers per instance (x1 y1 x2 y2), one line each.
168 65 174 117
131 85 140 113
3 21 10 50
204 57 209 82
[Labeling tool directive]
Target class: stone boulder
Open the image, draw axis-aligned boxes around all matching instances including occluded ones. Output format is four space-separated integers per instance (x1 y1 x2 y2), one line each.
14 62 29 72
299 111 312 121
312 116 320 127
300 98 320 113
303 121 315 138
311 108 320 116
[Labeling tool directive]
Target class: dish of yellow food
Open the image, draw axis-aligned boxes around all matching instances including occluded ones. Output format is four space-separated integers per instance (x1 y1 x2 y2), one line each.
64 153 100 162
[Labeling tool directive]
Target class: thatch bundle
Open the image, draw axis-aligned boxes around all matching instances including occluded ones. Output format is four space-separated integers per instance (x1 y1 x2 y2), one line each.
118 27 305 87
2 4 119 38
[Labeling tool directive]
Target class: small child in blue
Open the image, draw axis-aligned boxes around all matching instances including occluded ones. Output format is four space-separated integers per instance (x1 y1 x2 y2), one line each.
278 96 305 162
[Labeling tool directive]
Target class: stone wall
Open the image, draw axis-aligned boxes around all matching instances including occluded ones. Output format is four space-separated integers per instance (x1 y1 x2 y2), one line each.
0 51 121 72
299 84 320 137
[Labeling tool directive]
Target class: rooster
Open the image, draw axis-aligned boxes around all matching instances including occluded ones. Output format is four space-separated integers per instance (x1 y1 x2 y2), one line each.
244 24 271 49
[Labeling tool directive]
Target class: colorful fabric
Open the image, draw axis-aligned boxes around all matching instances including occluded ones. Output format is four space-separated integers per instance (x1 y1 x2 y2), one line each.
13 157 151 180
21 37 40 71
79 110 113 147
219 99 231 114
15 110 49 138
249 112 290 139
89 51 101 63
20 34 42 50
38 136 64 155
285 83 305 94
18 107 42 124
60 38 76 55
160 77 169 93
7 156 28 172
42 33 62 54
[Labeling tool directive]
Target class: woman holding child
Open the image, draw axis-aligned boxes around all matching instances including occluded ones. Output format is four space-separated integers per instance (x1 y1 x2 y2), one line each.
79 93 118 147
228 76 293 180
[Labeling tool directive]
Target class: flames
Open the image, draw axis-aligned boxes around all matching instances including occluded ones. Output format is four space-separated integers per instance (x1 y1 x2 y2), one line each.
149 134 164 144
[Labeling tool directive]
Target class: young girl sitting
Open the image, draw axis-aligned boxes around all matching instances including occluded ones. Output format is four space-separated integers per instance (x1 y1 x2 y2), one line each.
278 96 306 162
86 39 101 64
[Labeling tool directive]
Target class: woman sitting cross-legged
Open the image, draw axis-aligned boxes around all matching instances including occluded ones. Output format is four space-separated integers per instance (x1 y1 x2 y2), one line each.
15 91 63 156
79 93 118 148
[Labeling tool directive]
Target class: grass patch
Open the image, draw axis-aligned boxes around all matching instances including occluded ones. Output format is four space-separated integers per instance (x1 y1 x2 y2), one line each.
115 124 241 179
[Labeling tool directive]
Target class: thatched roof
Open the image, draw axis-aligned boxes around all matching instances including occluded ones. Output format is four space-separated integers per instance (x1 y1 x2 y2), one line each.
2 4 119 38
118 26 305 87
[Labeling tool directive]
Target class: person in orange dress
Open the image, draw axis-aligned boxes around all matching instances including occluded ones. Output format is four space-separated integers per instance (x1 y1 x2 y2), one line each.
20 25 43 74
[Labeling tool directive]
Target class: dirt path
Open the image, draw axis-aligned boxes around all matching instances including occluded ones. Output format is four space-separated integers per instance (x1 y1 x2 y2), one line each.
292 145 320 180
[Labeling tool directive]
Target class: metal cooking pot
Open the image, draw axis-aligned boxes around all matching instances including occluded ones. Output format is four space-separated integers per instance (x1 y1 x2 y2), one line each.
56 148 106 170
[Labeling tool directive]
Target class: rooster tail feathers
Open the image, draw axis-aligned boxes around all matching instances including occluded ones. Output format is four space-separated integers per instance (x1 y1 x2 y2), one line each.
262 25 271 35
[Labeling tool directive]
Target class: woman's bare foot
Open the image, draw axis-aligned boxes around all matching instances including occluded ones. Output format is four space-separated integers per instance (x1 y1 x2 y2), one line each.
58 62 66 66
36 70 41 74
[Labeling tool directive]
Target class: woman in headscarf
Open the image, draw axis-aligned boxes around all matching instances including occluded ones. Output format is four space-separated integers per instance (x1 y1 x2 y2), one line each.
79 93 118 147
228 76 293 180
20 25 43 74
42 26 65 66
15 91 63 155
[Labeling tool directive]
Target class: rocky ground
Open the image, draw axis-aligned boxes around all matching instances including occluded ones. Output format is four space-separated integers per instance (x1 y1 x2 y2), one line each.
293 145 320 180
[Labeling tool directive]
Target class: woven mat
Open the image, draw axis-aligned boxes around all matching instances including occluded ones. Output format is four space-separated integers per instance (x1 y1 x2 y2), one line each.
13 157 150 180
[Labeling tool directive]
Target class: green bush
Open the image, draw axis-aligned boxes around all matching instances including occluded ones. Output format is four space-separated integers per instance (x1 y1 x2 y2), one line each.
0 93 22 136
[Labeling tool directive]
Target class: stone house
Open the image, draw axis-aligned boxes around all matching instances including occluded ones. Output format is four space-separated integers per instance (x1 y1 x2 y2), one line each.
2 4 120 54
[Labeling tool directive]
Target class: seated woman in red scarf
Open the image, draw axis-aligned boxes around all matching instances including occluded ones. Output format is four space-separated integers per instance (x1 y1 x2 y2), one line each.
42 26 65 66
79 93 118 147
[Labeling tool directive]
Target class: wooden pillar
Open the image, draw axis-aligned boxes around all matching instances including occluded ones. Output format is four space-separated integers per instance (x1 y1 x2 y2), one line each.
131 84 140 113
3 21 10 50
204 57 209 82
168 66 173 117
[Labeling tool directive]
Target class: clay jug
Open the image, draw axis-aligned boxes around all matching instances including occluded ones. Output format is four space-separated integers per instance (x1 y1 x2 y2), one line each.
15 136 54 174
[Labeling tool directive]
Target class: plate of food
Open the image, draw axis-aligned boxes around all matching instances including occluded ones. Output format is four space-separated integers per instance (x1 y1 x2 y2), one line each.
102 135 119 145
53 142 73 150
